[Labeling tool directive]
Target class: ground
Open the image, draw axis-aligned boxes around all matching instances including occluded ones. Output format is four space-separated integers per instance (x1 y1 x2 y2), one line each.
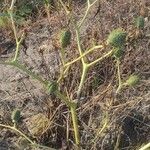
0 0 150 150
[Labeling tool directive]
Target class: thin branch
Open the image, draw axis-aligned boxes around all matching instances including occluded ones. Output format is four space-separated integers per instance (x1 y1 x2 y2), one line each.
9 0 18 43
78 0 98 28
87 50 113 67
64 45 103 67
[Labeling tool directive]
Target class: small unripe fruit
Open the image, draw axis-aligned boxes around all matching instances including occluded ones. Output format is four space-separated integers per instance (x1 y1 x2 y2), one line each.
60 29 71 48
135 16 144 29
107 29 127 48
125 75 140 87
11 109 21 123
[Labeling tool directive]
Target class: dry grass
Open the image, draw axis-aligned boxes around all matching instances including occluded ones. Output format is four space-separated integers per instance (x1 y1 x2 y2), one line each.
0 0 150 149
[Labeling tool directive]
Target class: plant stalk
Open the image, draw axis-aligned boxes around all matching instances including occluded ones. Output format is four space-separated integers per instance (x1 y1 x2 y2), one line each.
54 91 80 146
70 102 80 146
0 124 55 150
77 64 89 99
116 59 122 93
13 35 24 62
0 61 48 86
64 45 104 67
87 50 113 67
76 27 86 64
139 142 150 150
78 0 98 28
0 124 34 144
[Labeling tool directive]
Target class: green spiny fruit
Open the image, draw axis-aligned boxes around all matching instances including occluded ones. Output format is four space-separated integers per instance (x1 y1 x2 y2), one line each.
60 29 71 48
135 16 144 29
113 47 123 58
11 109 21 123
107 29 127 48
125 75 140 87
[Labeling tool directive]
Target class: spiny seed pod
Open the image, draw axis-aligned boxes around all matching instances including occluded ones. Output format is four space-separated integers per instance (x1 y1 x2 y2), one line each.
60 29 71 48
107 29 127 48
135 16 144 29
125 75 140 87
11 109 21 123
47 82 58 94
113 47 123 58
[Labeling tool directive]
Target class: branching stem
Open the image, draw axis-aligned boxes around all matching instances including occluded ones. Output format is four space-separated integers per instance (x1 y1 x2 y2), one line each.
78 0 98 28
64 45 104 67
0 124 56 150
0 61 48 86
0 124 34 144
77 64 89 99
87 49 113 67
116 59 122 93
70 102 80 145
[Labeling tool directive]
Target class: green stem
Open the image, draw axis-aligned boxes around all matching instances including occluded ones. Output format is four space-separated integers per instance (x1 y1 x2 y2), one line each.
9 0 25 61
13 42 20 61
77 64 89 99
139 142 150 150
87 50 113 67
9 0 18 44
78 5 89 28
70 103 80 146
60 47 66 66
76 25 89 99
0 61 48 86
0 124 34 144
13 122 17 128
64 45 104 67
92 112 109 143
0 124 56 150
54 90 72 107
54 91 80 146
57 66 70 83
116 59 122 93
78 0 98 28
13 33 25 61
76 27 85 64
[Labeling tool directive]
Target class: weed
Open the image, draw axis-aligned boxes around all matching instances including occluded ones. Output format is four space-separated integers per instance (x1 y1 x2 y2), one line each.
0 0 148 149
